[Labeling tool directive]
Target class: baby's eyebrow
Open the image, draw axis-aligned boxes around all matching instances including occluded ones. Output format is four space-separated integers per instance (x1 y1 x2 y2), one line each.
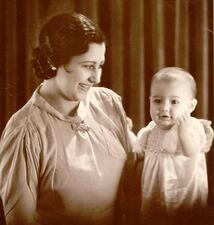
170 96 181 98
150 96 181 99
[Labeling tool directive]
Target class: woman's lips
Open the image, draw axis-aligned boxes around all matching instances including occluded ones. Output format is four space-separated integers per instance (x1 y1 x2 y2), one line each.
78 83 91 91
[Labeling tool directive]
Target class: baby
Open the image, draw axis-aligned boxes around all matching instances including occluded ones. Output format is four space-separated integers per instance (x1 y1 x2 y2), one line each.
134 67 213 225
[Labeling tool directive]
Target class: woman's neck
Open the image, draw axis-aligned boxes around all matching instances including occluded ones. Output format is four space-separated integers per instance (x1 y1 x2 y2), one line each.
39 79 79 116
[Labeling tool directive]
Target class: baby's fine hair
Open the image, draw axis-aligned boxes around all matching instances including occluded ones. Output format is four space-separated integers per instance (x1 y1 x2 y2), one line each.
31 13 106 79
151 67 197 98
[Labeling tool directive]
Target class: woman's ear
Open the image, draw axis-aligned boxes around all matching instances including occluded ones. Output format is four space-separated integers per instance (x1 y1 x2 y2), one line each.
188 98 197 113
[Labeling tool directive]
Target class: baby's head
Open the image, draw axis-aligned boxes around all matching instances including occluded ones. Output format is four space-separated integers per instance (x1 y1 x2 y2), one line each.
150 67 197 129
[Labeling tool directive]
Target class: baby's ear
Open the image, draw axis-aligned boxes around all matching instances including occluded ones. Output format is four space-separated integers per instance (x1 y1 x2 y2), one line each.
189 98 197 113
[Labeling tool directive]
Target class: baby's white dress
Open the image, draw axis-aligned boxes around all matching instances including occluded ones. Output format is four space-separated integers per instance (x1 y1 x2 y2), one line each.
134 118 209 218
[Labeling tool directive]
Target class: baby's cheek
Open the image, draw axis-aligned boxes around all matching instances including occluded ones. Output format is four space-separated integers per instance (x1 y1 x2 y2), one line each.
172 108 185 118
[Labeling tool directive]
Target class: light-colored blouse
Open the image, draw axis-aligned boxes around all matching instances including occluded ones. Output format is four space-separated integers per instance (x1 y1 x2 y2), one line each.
0 86 131 225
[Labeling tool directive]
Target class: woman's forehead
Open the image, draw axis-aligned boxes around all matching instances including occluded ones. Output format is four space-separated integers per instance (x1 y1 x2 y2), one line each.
70 43 106 63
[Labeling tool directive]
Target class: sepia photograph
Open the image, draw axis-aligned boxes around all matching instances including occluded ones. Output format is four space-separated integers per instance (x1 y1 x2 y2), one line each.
0 0 213 225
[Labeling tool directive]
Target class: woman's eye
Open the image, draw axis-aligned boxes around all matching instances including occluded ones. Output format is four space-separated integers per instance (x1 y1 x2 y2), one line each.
83 63 104 70
84 65 95 70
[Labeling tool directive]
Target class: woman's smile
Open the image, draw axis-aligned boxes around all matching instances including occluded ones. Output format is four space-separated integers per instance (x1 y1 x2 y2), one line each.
78 83 92 92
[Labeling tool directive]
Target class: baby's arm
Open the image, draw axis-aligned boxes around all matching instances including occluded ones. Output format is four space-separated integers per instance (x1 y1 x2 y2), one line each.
176 113 206 157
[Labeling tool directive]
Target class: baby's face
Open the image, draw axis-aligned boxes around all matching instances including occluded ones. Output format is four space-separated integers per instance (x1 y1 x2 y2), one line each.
150 80 195 130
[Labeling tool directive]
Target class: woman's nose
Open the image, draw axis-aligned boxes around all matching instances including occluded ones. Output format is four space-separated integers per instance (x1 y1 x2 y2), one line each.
88 69 101 84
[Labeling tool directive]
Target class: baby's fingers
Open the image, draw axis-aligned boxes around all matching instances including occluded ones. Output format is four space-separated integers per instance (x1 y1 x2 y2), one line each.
182 112 191 121
176 113 191 127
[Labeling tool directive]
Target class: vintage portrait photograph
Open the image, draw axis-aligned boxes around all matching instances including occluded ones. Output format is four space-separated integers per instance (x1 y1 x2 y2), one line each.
0 0 213 225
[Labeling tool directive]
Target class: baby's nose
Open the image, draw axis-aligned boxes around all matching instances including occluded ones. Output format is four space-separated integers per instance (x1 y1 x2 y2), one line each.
161 101 170 111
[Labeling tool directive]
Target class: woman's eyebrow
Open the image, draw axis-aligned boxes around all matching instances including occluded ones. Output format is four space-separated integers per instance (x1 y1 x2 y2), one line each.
79 60 105 64
80 60 96 63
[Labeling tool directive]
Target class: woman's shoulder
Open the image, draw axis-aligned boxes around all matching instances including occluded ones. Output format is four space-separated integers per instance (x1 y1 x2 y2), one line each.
0 107 41 157
88 87 122 108
2 99 44 139
87 87 128 124
90 87 121 100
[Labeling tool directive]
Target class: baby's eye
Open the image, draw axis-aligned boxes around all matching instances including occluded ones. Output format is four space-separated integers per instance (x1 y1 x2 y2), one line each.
171 99 179 104
153 99 161 104
99 64 104 69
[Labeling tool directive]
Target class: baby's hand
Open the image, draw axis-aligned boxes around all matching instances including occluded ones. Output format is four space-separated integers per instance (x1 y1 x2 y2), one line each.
176 112 191 133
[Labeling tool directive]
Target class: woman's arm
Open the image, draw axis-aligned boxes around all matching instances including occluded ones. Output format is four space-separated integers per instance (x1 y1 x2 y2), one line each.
0 124 39 225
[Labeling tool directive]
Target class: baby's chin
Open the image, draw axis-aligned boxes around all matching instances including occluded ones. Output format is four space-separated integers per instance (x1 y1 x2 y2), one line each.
156 121 175 130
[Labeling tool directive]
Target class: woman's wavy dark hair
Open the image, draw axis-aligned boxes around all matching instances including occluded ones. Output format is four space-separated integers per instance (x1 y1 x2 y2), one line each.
31 13 106 79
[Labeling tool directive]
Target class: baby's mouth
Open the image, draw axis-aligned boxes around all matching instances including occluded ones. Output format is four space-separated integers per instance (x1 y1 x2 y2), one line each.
159 114 171 120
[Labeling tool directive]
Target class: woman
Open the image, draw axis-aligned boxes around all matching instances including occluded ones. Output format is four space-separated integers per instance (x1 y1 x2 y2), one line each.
0 13 133 225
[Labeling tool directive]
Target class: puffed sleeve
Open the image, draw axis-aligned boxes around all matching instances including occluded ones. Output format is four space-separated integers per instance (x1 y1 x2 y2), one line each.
91 87 135 154
199 119 213 153
109 89 137 151
0 120 40 225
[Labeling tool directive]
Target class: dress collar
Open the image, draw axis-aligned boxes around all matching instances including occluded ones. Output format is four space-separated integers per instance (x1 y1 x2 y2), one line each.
31 84 88 123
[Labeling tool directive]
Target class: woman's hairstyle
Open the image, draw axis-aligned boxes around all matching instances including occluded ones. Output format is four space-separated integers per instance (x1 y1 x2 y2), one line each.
31 13 106 79
151 67 197 98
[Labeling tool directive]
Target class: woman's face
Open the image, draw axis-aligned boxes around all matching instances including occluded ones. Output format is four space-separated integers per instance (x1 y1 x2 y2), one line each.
55 42 106 101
